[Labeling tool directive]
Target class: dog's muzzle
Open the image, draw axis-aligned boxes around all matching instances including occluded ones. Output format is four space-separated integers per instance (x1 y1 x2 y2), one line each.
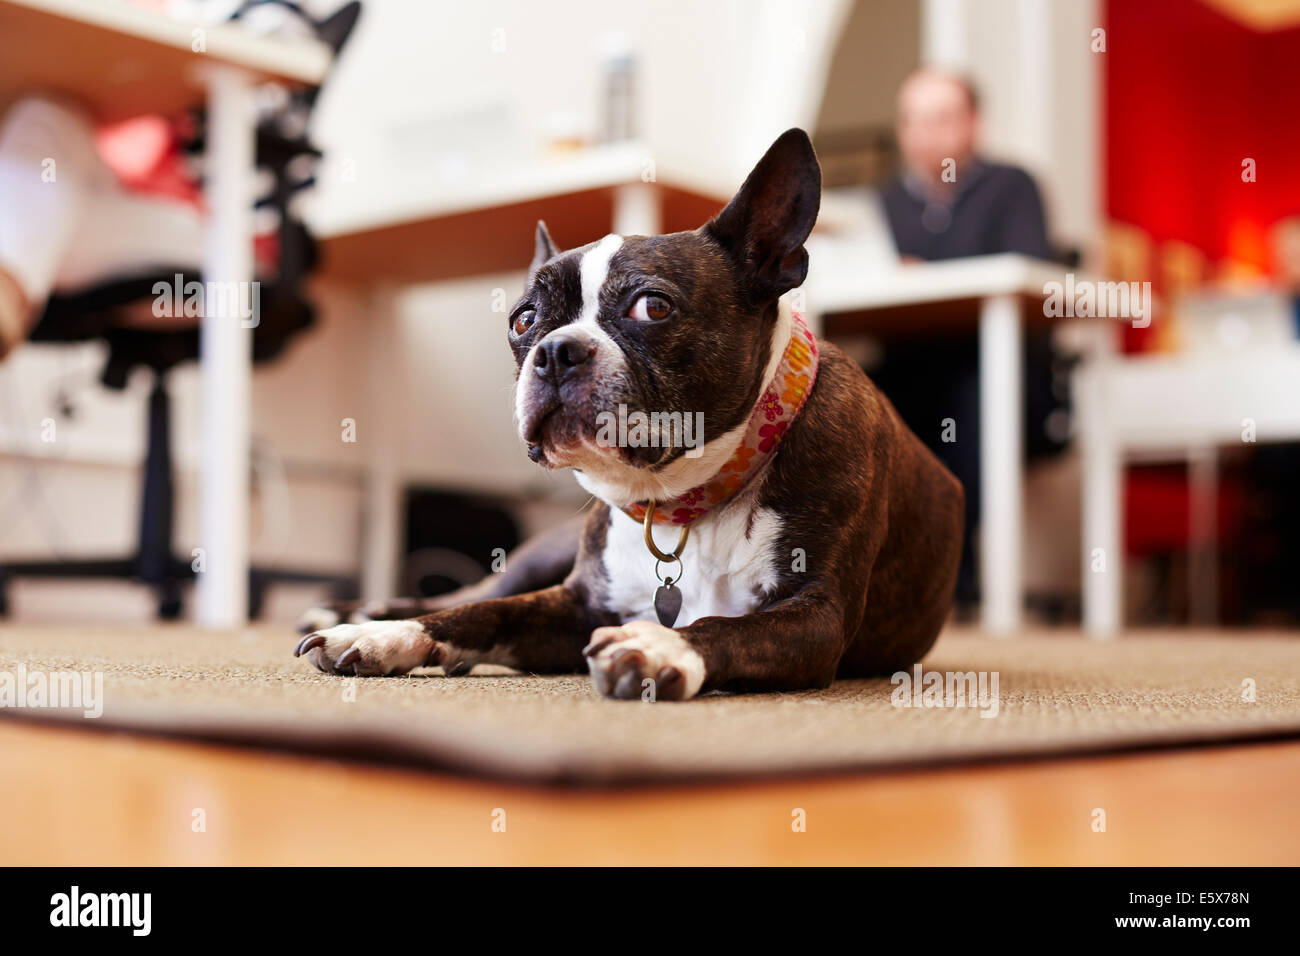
519 327 610 462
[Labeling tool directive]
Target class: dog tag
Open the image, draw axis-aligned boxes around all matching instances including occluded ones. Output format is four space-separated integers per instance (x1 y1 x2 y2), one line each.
654 578 682 627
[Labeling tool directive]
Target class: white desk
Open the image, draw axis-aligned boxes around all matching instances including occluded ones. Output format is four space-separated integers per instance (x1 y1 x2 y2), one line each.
0 0 330 628
808 254 1090 636
312 142 731 285
1075 342 1300 636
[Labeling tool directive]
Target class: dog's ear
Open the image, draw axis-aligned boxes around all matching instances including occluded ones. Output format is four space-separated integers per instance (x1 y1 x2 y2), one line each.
529 220 560 280
315 1 362 55
705 128 821 302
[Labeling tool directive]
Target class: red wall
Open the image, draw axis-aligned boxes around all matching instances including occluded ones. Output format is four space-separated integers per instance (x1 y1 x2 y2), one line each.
1106 0 1300 271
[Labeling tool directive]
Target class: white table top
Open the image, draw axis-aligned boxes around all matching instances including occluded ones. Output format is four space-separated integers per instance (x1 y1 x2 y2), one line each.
807 253 1080 313
311 141 736 284
309 140 731 240
0 0 331 120
1093 344 1300 451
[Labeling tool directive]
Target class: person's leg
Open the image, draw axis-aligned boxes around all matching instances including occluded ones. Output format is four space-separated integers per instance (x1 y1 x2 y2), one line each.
871 339 981 608
0 96 106 357
0 95 212 354
868 342 934 442
944 354 982 606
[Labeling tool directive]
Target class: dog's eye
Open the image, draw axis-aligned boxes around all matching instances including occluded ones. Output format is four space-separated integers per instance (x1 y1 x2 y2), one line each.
512 308 537 336
626 293 674 321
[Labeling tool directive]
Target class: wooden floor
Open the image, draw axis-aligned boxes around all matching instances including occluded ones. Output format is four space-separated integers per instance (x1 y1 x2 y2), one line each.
1 720 1298 865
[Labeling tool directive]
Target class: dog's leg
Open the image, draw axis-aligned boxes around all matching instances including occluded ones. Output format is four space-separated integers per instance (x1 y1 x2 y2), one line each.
584 590 846 700
295 514 586 632
293 583 605 676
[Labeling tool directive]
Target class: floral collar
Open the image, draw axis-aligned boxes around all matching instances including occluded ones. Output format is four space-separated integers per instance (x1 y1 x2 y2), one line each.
623 311 819 527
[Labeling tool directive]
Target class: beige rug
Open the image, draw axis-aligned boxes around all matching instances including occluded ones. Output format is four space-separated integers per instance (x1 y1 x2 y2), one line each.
2 625 1299 784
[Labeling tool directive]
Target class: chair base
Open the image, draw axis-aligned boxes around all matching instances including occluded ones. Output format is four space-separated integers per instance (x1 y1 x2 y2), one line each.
0 558 355 621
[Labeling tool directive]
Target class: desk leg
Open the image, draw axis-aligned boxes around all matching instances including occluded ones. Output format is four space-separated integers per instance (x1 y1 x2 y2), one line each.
979 294 1023 635
612 182 662 236
1187 445 1218 627
196 66 254 629
361 285 401 601
1078 324 1122 638
362 468 401 601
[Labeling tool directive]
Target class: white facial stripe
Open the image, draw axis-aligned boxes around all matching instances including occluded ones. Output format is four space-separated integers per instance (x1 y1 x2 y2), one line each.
513 348 533 427
514 234 628 441
576 234 624 330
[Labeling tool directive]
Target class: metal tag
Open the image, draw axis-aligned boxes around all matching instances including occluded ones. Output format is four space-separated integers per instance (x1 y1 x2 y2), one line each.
654 578 682 628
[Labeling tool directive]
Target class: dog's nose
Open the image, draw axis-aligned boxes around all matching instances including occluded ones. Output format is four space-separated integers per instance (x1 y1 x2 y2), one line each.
534 329 595 385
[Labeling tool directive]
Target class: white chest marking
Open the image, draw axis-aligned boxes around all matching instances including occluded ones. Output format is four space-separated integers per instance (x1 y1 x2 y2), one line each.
600 500 783 627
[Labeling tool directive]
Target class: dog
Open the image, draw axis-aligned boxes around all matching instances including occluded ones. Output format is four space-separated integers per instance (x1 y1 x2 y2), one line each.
294 128 964 701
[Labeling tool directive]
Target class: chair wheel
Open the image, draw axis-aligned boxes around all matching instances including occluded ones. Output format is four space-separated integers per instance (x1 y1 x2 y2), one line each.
158 594 182 620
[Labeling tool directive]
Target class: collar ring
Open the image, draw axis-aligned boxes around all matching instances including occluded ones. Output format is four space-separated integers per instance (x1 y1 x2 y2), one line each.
642 498 690 561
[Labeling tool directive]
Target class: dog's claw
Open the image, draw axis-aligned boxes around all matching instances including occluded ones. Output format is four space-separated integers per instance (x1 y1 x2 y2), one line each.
336 647 361 669
655 666 683 698
294 634 325 657
583 635 617 657
609 647 643 667
614 668 643 699
607 648 647 699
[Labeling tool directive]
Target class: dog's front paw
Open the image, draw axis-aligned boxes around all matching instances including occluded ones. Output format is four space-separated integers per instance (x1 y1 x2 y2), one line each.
583 620 705 701
293 620 437 676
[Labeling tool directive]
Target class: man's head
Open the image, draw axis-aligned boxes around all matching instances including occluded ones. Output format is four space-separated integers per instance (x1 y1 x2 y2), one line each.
509 129 820 501
896 67 980 184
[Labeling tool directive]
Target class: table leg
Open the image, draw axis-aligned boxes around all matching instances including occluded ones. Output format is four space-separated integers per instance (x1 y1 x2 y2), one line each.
979 294 1023 635
196 65 254 629
612 182 661 236
361 285 401 601
1187 445 1218 627
1078 323 1122 638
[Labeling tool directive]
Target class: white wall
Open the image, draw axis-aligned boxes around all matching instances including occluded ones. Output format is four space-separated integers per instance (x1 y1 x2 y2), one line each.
307 0 850 229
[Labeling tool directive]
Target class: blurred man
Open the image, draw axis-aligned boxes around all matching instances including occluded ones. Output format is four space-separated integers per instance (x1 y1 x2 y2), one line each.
884 68 1053 261
871 68 1067 610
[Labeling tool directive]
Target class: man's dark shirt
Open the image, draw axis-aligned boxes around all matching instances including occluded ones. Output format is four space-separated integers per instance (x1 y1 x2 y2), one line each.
873 158 1066 601
881 159 1055 262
